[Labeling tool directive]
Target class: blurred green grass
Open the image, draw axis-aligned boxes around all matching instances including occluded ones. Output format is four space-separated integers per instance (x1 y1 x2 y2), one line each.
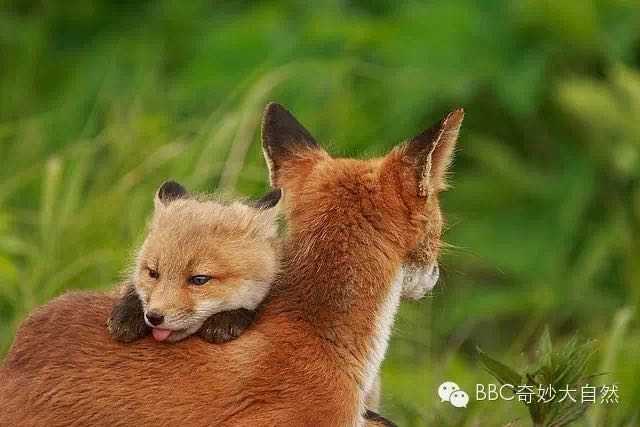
0 1 639 425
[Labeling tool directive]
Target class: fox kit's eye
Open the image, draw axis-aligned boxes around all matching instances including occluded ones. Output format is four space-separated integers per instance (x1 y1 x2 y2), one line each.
147 268 159 279
189 275 212 286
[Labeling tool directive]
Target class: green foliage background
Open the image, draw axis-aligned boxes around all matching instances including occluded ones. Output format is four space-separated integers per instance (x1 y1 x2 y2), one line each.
0 1 639 425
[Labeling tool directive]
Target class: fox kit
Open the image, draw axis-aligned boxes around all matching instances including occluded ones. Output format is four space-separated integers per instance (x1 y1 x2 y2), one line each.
107 181 282 344
108 181 438 347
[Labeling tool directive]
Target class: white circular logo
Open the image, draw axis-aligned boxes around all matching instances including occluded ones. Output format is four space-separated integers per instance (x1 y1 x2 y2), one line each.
449 390 470 408
438 381 460 402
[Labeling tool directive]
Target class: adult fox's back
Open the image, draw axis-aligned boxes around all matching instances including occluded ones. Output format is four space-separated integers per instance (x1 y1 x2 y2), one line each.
0 103 463 426
2 291 352 426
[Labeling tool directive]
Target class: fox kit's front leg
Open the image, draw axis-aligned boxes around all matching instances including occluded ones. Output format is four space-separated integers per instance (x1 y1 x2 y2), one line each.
197 309 256 343
107 284 257 344
107 282 150 342
107 288 256 344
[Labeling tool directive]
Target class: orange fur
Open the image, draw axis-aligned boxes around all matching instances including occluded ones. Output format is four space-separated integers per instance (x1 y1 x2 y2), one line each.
0 103 463 426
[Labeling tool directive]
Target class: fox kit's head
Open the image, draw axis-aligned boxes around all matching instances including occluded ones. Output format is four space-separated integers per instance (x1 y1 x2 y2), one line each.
261 103 462 296
132 182 281 342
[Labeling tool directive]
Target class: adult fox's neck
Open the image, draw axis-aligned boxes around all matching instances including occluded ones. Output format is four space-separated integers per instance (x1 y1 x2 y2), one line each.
265 217 406 391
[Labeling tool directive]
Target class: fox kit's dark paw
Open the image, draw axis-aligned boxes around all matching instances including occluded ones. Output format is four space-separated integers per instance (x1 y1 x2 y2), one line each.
107 290 150 343
197 309 256 344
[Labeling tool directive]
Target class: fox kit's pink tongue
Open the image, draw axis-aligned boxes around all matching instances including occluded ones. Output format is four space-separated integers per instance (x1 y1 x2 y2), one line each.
152 328 172 341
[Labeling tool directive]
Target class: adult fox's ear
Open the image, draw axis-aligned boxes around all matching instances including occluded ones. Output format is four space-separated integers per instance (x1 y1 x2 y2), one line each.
403 109 464 196
154 180 188 208
261 102 327 188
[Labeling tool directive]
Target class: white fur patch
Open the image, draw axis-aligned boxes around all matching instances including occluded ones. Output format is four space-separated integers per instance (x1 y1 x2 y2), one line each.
401 263 439 300
362 268 404 397
135 286 148 303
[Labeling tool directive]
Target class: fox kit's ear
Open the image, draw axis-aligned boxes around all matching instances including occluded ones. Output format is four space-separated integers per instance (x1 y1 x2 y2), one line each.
155 180 188 208
261 102 327 188
404 109 464 196
249 189 283 239
250 188 282 210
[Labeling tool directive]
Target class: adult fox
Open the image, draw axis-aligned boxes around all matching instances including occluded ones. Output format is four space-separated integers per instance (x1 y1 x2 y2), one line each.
0 103 463 426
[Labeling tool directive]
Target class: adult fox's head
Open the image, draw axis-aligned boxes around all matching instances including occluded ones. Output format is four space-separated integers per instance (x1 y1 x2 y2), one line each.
132 182 281 342
261 103 463 300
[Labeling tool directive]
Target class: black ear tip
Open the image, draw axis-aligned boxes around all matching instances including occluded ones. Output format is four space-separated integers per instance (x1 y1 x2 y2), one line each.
157 180 187 203
261 102 317 148
262 102 291 131
264 102 287 116
445 108 465 128
252 188 282 210
262 102 288 131
410 107 466 147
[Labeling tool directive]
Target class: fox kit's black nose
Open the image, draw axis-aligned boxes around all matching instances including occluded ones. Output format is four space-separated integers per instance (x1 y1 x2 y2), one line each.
145 312 164 326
